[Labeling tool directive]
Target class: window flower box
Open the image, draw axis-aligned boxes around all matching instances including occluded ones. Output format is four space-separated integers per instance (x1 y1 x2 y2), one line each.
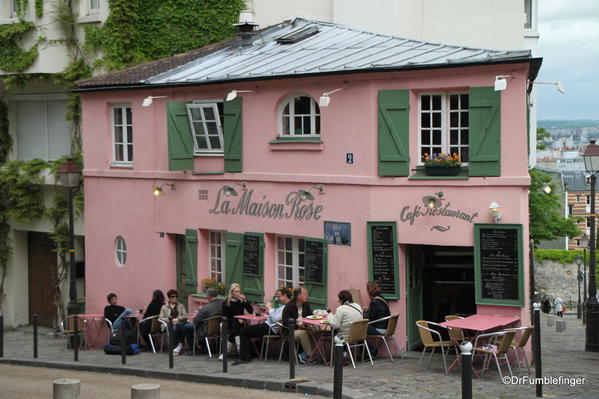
422 153 461 176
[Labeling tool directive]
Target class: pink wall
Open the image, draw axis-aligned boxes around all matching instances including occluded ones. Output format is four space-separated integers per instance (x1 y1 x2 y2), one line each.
82 62 532 348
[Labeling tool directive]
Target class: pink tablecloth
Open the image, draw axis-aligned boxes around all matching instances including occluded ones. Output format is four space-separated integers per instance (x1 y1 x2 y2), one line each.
440 314 520 332
78 313 109 349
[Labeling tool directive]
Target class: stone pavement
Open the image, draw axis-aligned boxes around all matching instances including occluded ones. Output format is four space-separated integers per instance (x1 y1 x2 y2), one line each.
1 313 598 398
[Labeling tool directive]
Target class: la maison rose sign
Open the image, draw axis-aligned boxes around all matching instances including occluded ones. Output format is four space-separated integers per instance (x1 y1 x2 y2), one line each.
209 188 323 221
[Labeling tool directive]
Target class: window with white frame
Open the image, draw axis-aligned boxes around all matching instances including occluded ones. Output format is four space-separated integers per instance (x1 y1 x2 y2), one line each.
209 231 225 283
16 99 71 161
111 104 133 165
279 95 320 137
186 102 224 154
419 92 469 164
88 0 100 13
10 0 19 18
115 236 127 267
277 236 305 288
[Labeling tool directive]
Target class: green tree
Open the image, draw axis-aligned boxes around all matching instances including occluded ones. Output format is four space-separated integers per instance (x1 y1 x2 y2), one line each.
529 168 580 244
537 127 551 150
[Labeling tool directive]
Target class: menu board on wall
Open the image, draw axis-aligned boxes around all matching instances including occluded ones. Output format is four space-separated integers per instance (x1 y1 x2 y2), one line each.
367 222 399 299
305 240 325 284
474 224 524 306
243 234 260 276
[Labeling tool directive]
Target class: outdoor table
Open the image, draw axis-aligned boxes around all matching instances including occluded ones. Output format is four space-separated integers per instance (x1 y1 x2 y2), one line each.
299 317 332 366
440 314 520 376
77 313 108 349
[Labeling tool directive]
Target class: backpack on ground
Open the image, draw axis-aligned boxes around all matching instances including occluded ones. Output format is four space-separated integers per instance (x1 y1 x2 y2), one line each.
104 343 141 355
109 330 136 346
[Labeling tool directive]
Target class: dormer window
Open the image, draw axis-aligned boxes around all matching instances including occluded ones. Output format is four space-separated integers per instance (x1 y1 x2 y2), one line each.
279 95 320 137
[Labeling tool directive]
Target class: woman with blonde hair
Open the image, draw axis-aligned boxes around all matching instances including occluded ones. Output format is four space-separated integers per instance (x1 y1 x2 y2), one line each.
222 283 253 352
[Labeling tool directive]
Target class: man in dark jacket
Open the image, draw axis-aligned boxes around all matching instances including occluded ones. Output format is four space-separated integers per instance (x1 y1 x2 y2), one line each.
103 293 133 330
281 286 314 363
193 288 224 338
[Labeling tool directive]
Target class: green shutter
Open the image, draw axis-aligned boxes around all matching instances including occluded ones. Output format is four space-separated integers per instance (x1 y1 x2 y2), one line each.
183 229 198 304
223 97 242 172
378 90 410 176
469 87 501 177
303 238 328 308
225 232 243 288
167 102 194 171
242 232 264 303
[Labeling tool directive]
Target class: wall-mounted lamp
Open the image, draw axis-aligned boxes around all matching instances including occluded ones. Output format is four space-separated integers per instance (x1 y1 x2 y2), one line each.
222 185 238 196
528 80 565 94
489 201 502 222
153 182 176 196
142 96 168 107
422 191 444 209
319 88 344 107
494 75 514 91
543 183 552 194
299 189 315 201
226 90 254 101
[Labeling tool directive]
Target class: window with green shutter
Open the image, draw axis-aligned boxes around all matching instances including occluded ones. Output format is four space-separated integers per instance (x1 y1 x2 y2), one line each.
378 90 410 176
468 87 501 177
167 102 194 171
223 97 243 172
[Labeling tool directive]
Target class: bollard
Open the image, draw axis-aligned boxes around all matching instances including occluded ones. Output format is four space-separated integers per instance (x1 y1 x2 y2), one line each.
33 313 38 359
533 303 542 397
168 321 174 369
53 378 80 399
0 313 3 357
131 383 160 399
221 317 228 373
73 315 79 362
460 341 473 399
546 315 554 327
121 322 127 365
288 318 296 380
333 337 344 399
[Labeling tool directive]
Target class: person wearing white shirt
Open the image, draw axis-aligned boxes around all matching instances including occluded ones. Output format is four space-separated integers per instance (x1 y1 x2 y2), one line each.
234 287 292 364
555 297 564 318
327 290 363 338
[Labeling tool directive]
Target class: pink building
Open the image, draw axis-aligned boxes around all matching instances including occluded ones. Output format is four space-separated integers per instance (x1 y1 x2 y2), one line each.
77 19 541 350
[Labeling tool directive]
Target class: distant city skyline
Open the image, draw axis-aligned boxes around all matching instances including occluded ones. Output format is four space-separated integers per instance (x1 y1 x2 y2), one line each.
537 0 599 120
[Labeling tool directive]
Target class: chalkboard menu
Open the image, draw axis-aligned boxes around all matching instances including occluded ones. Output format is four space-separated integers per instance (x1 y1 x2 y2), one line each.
305 240 325 284
474 224 523 306
243 234 260 276
368 222 398 299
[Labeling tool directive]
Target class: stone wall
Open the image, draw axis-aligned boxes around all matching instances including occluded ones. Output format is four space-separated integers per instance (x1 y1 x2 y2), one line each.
535 259 583 308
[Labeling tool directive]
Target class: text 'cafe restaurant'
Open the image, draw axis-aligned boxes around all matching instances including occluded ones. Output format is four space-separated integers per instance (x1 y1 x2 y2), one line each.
79 18 535 351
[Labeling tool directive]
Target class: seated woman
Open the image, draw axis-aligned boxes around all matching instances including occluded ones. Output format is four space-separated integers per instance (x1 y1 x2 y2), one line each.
327 290 363 339
159 289 194 356
222 283 253 354
363 281 390 335
138 290 165 338
234 286 292 364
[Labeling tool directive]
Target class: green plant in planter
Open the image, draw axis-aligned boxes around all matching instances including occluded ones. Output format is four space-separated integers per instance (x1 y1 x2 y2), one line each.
422 152 461 175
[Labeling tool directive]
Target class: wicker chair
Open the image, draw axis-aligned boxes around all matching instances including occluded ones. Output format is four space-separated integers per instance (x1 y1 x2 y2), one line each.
62 315 86 349
505 326 533 373
415 320 455 375
193 315 222 358
473 330 516 379
344 318 374 368
366 314 400 361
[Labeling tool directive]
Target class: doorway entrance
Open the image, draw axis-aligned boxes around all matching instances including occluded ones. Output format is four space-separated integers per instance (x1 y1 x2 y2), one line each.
28 231 57 327
406 245 475 349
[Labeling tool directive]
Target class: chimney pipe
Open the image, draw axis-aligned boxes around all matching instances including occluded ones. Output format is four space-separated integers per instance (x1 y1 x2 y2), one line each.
233 10 259 45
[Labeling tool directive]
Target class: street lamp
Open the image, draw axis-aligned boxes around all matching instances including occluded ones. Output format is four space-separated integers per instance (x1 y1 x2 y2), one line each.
582 140 599 351
57 158 81 316
581 233 589 324
576 254 583 319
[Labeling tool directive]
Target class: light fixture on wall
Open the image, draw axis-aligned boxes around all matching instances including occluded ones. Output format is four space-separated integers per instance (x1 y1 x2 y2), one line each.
226 90 254 101
528 80 566 94
222 185 238 196
494 75 514 91
543 183 552 194
153 182 176 196
312 185 325 194
142 96 168 107
489 201 502 222
319 88 344 107
422 191 444 209
299 189 315 201
236 182 247 189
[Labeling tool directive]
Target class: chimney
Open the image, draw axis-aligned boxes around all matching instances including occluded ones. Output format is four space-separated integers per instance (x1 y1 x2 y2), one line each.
233 10 259 45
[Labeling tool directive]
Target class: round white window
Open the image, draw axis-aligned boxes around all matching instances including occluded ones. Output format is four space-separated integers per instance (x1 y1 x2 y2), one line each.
115 236 127 268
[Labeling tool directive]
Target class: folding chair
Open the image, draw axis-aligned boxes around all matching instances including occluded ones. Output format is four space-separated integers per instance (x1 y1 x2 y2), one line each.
367 314 400 361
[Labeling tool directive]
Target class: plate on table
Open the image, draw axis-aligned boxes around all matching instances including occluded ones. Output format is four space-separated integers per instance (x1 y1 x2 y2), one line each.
319 319 330 324
307 315 324 320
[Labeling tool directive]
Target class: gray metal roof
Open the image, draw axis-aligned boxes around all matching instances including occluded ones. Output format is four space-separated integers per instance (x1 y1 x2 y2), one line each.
145 18 535 85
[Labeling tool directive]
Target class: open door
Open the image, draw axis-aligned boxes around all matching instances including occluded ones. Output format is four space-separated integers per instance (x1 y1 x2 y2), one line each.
406 245 424 350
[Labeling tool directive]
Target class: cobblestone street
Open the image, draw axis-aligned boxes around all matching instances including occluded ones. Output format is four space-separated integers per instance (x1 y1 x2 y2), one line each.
1 313 598 398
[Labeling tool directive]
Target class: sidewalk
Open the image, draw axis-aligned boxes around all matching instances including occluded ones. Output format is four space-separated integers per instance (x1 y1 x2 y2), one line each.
1 313 598 398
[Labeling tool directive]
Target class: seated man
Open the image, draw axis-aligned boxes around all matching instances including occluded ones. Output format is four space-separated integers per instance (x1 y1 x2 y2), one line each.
233 287 292 365
281 286 315 364
103 293 133 330
193 288 224 351
160 289 194 355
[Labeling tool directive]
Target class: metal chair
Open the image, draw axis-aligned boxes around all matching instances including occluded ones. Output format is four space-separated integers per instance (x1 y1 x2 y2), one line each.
260 322 283 361
366 314 400 361
415 320 455 375
505 326 533 373
136 315 158 352
344 318 374 368
62 315 87 349
473 330 516 379
193 315 222 357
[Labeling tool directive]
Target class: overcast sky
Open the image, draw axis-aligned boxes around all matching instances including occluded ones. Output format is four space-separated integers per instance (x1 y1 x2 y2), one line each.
536 0 599 120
